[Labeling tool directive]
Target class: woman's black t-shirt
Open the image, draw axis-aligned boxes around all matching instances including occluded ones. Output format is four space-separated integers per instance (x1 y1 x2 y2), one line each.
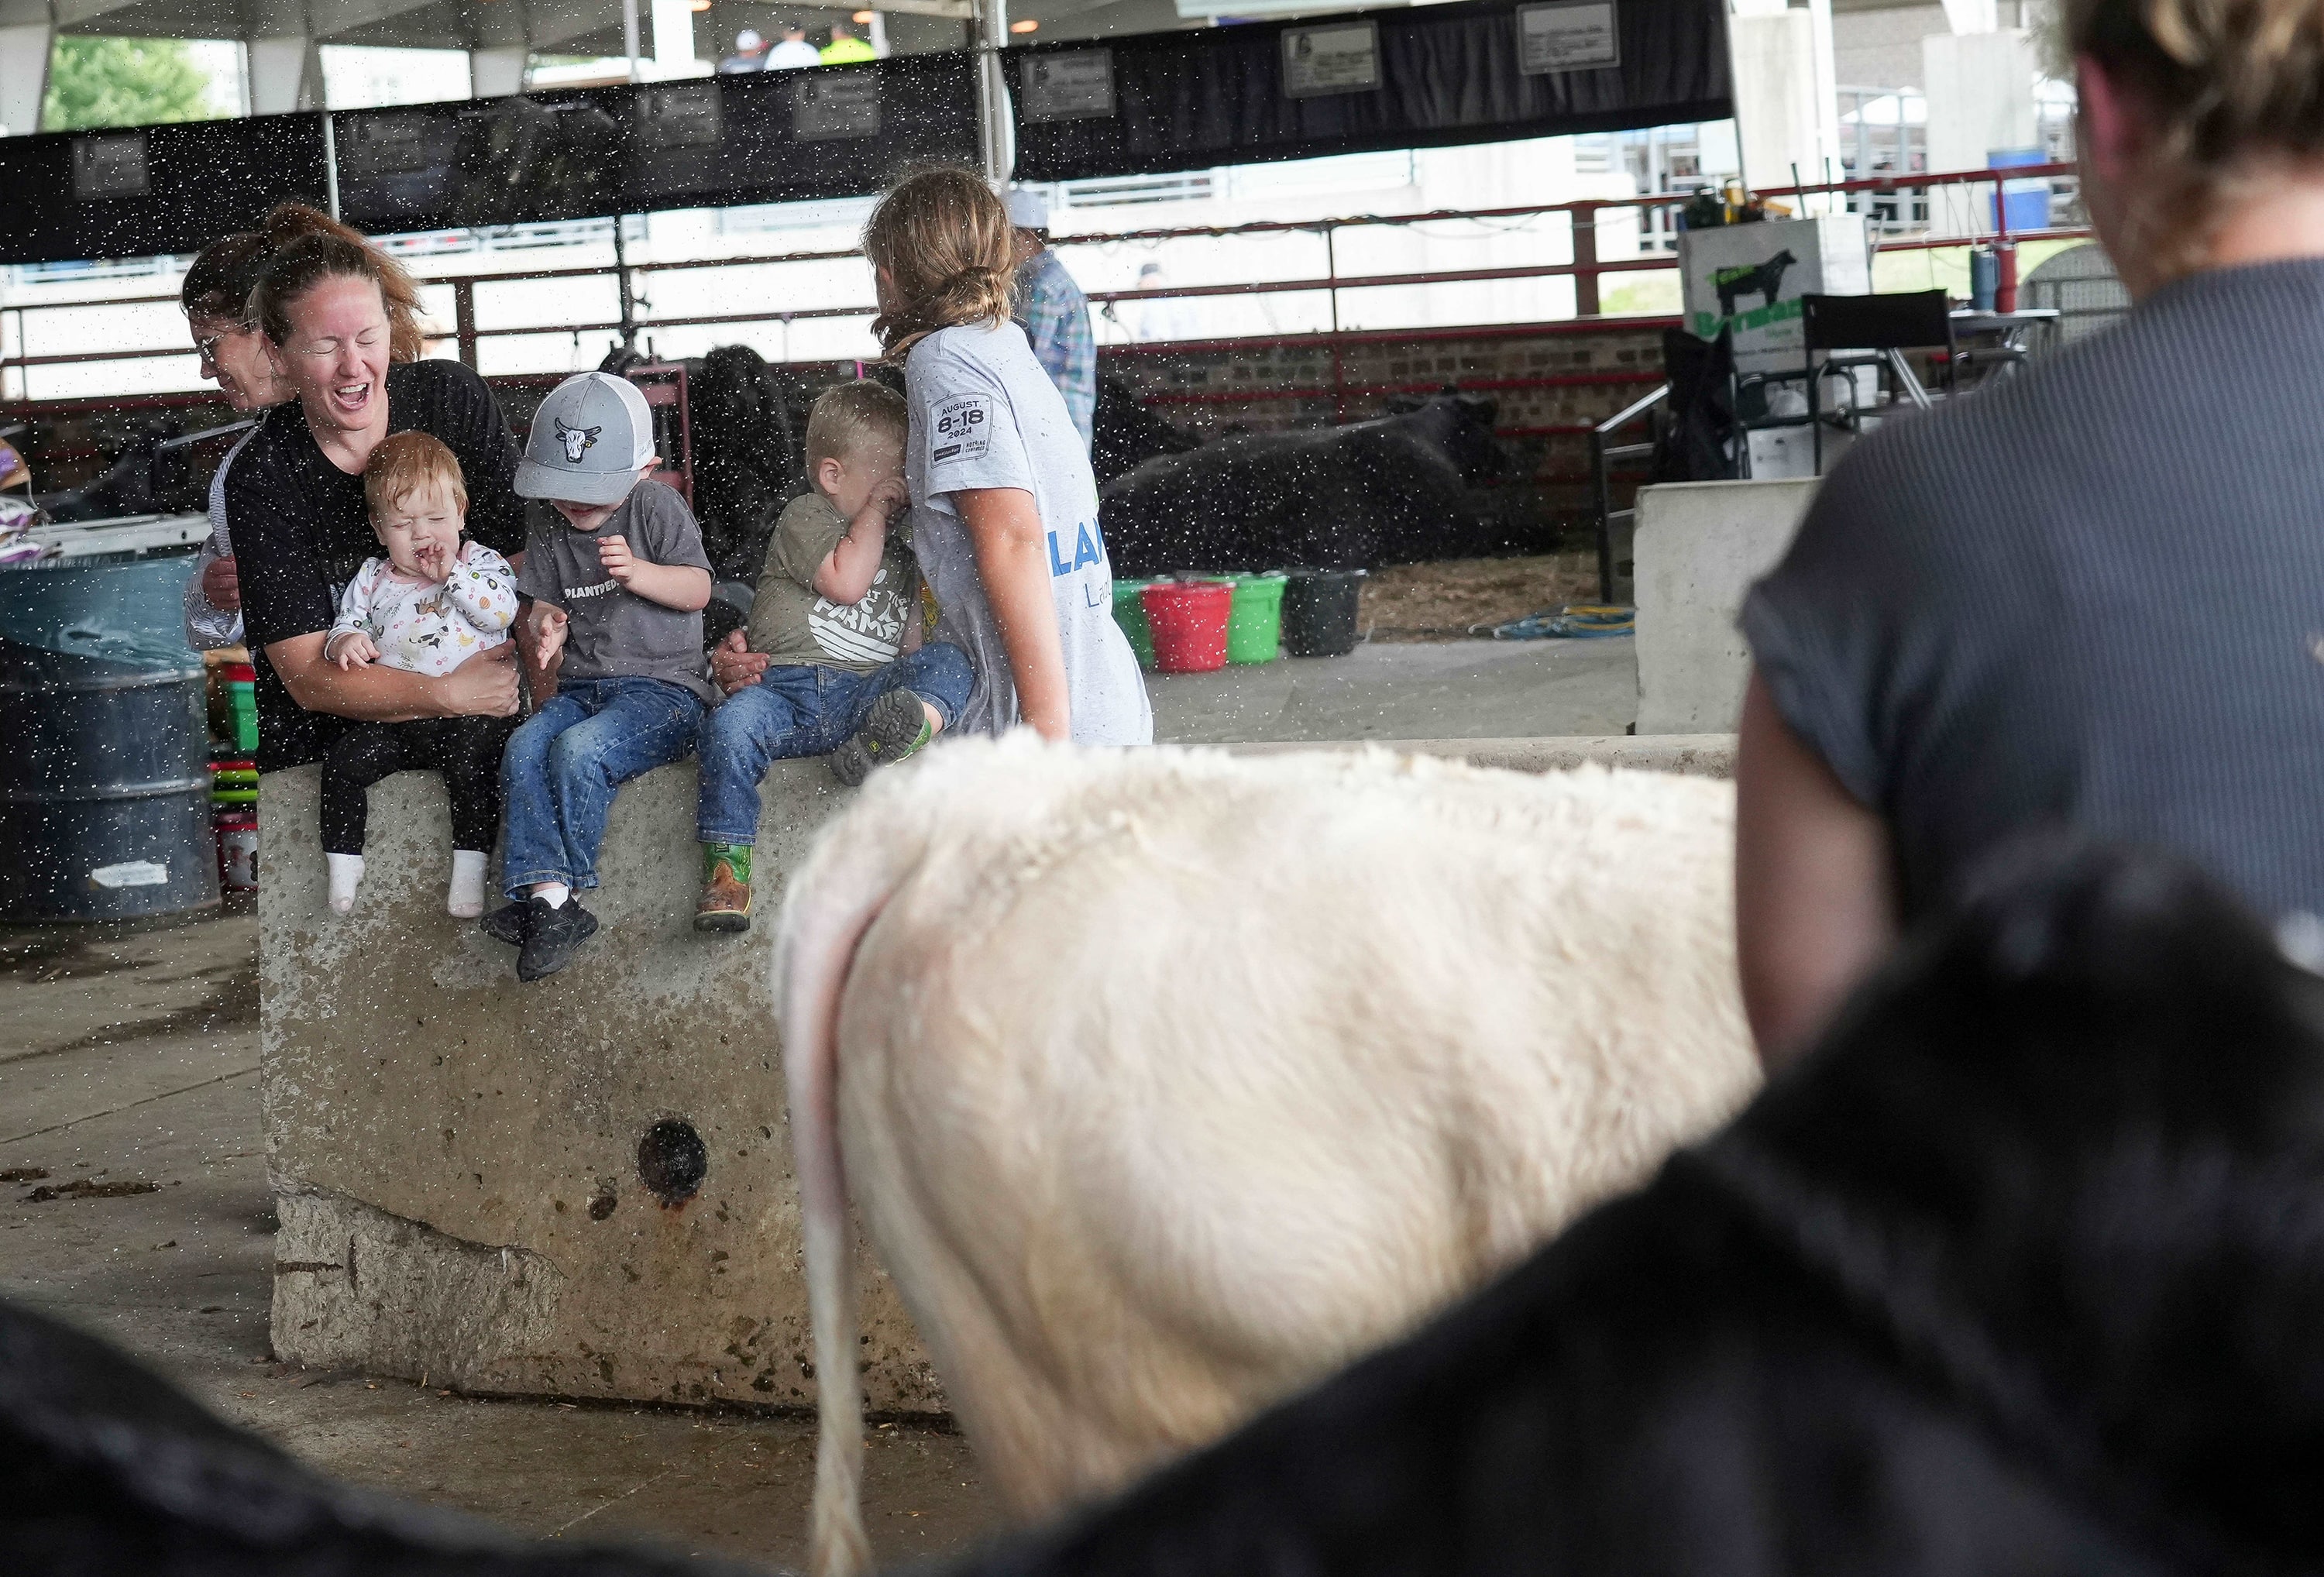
230 359 527 771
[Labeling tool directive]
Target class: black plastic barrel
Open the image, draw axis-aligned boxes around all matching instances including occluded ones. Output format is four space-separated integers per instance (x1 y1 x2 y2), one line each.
0 558 218 923
1281 569 1367 658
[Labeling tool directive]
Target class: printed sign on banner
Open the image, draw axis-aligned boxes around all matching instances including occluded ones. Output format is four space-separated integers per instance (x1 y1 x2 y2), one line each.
1678 215 1872 375
1022 50 1116 122
72 132 149 201
1518 0 1620 72
794 72 882 140
1281 22 1380 98
342 113 435 177
639 82 723 149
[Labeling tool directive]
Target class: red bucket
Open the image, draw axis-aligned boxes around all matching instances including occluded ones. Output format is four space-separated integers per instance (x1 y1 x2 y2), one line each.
1140 580 1233 673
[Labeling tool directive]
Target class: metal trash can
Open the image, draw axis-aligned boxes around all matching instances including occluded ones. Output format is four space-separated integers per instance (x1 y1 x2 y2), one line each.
0 558 218 923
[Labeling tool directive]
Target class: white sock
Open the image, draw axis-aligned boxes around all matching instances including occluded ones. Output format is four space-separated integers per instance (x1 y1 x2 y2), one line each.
448 850 489 919
326 853 364 914
531 881 570 909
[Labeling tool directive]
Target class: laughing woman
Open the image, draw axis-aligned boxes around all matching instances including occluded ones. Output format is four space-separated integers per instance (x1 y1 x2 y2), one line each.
178 203 413 650
226 231 528 772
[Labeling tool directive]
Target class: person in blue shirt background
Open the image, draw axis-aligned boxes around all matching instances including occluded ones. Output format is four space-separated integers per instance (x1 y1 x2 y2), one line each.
717 29 765 71
1004 187 1095 451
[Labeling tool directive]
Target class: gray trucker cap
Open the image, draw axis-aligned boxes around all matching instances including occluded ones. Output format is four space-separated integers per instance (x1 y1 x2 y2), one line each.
514 371 656 505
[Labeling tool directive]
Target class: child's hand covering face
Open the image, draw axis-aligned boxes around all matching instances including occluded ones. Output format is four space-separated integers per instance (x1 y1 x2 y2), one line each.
819 441 906 521
375 479 465 583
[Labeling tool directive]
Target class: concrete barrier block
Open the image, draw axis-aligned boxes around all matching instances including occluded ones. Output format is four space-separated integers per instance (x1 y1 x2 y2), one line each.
260 761 943 1413
1632 478 1817 735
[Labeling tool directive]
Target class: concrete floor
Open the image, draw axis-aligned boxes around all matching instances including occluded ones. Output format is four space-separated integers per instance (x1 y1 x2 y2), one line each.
0 636 1636 1568
1150 635 1636 744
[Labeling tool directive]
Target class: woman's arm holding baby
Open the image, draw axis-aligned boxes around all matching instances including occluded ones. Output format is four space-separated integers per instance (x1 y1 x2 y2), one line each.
271 633 518 721
598 535 710 611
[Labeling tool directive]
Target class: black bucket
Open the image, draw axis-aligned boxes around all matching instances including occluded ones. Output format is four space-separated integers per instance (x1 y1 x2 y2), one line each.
1281 569 1367 658
0 559 218 924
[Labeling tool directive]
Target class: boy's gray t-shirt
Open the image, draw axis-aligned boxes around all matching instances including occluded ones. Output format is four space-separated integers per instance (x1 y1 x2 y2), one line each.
903 321 1152 746
517 479 715 702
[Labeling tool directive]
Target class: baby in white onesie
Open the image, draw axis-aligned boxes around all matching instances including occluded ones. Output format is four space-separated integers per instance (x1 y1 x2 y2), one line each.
317 432 521 917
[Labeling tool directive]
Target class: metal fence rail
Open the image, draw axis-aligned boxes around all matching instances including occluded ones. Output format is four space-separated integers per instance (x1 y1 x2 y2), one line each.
0 160 2086 403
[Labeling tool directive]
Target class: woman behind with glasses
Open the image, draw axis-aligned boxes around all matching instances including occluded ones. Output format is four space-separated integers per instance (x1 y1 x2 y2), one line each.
179 204 430 651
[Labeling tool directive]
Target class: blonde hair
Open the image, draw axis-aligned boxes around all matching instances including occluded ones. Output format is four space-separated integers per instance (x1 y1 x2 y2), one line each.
861 167 1016 362
363 431 468 518
2064 0 2324 274
805 379 909 467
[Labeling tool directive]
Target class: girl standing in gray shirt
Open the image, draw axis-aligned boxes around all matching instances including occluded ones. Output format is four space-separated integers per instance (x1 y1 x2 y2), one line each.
858 168 1151 747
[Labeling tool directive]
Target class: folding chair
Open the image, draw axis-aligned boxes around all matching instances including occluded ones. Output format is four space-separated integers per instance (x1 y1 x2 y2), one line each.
1799 290 1955 473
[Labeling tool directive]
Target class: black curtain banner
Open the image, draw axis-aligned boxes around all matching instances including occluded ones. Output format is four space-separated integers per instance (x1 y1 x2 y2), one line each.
0 113 328 266
0 0 1721 265
1011 0 1731 182
334 51 978 236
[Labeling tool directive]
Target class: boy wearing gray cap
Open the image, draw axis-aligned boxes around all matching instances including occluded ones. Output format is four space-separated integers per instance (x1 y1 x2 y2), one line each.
488 370 715 981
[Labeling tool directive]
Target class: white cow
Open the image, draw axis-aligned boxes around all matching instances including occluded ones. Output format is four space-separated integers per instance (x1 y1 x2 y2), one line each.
776 737 1759 1577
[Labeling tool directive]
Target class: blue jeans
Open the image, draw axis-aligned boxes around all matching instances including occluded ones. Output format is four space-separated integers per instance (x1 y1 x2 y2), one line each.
501 677 706 899
696 643 974 846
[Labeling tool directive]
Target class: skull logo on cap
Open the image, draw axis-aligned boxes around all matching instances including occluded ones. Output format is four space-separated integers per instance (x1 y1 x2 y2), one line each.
554 418 602 464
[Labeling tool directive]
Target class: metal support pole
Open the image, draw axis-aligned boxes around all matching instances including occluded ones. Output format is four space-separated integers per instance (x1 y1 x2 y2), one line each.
614 218 638 352
453 280 478 369
1572 204 1598 318
972 0 1011 183
1590 433 1614 604
322 112 340 220
1325 225 1344 424
623 0 642 83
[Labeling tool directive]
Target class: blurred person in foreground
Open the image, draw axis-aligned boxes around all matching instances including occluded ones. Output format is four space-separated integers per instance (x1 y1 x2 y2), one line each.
1005 186 1096 448
1735 0 2324 1067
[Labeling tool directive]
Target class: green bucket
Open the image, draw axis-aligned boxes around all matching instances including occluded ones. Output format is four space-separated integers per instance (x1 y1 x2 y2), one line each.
1112 578 1157 669
1224 573 1287 665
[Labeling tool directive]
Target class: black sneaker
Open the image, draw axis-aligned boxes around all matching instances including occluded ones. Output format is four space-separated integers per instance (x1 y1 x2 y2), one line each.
480 901 531 947
830 689 933 788
517 897 598 982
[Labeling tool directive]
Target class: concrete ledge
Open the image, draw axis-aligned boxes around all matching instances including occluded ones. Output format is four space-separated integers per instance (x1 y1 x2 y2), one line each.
260 733 1734 1410
260 761 940 1413
1226 735 1735 778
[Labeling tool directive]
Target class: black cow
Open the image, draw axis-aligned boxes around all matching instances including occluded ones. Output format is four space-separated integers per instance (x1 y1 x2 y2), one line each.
1714 247 1797 318
941 842 2324 1577
1098 392 1508 576
1091 374 1198 487
38 418 199 524
0 1297 761 1573
687 343 806 584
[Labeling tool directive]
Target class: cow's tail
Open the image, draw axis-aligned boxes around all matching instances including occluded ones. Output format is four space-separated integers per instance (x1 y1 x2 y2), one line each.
776 826 913 1577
